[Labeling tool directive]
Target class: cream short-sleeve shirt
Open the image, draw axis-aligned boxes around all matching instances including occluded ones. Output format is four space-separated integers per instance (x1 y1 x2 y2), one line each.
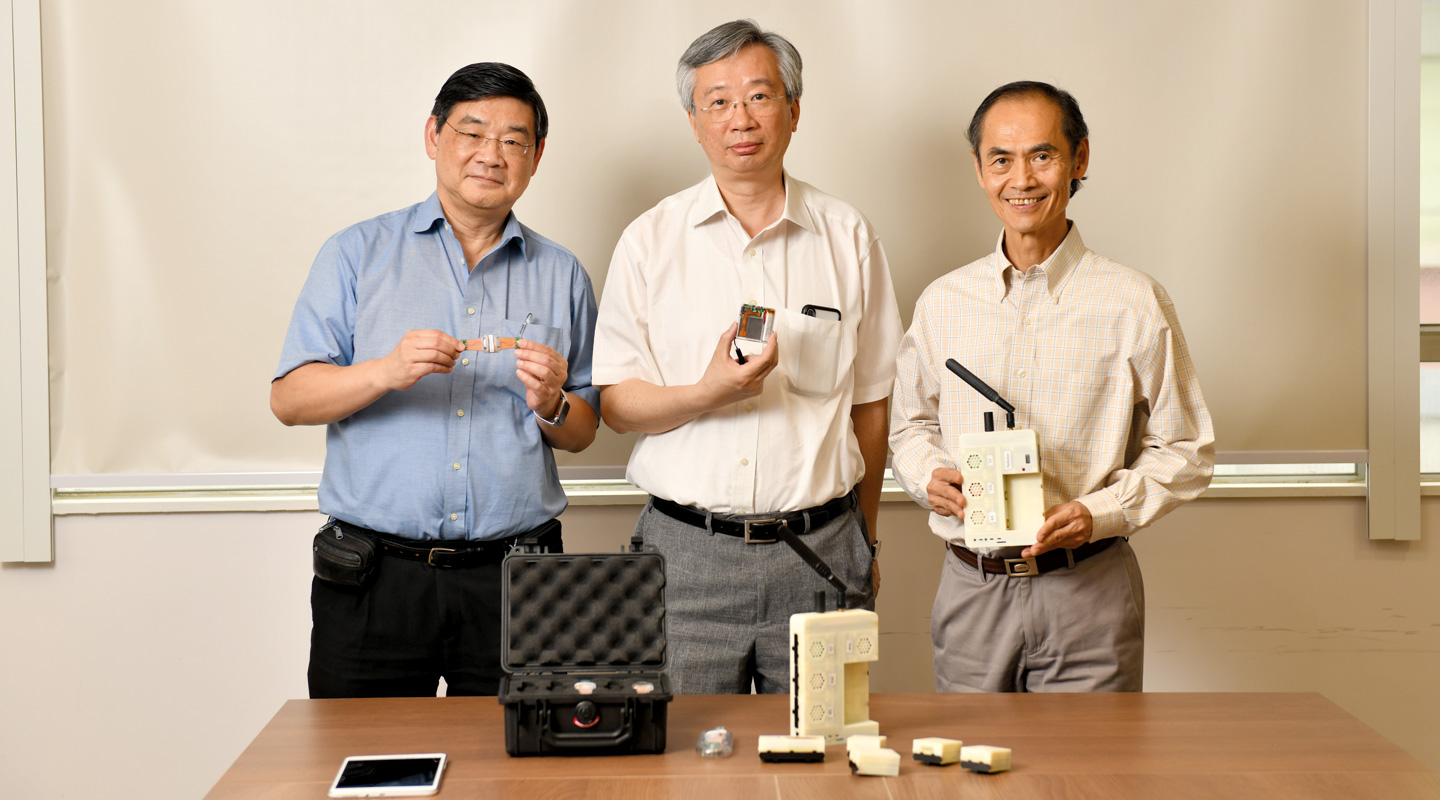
594 174 902 514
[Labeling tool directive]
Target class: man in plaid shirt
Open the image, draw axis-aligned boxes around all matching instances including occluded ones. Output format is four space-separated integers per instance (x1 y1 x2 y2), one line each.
890 81 1214 692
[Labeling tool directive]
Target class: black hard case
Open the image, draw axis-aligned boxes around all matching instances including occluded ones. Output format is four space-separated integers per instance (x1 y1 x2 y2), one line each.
498 543 672 756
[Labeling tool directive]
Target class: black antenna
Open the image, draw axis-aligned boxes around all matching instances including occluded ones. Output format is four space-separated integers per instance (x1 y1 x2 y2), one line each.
946 358 1017 430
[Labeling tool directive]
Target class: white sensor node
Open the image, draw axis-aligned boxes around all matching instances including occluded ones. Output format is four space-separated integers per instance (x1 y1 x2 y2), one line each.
849 747 901 777
789 608 880 744
912 737 962 766
845 734 887 758
952 428 1044 549
960 744 1012 773
758 734 826 763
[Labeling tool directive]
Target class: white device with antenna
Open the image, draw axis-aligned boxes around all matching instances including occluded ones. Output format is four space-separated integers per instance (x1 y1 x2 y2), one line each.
944 359 1046 549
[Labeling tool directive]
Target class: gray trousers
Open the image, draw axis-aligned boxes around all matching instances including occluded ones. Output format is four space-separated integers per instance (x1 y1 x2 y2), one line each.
636 499 874 694
931 538 1145 692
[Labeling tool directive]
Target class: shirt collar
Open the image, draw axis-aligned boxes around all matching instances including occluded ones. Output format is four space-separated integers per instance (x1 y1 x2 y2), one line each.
688 172 817 235
988 222 1086 302
414 191 527 258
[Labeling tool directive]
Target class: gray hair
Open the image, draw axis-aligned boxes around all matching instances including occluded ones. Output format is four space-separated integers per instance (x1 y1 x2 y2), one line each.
675 19 803 114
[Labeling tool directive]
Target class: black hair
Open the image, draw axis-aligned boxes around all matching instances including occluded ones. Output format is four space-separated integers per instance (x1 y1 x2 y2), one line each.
966 81 1088 196
430 62 548 142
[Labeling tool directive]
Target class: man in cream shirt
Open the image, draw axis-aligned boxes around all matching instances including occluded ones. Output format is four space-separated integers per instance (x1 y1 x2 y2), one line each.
593 19 902 694
890 81 1213 692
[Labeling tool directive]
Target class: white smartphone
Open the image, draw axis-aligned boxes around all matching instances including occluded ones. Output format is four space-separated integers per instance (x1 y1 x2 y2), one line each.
327 753 447 798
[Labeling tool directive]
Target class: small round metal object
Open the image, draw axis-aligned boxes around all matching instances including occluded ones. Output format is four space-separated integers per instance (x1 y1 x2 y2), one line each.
573 700 600 729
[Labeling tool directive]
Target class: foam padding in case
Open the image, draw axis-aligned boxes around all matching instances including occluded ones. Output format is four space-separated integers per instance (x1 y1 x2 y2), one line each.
503 553 667 670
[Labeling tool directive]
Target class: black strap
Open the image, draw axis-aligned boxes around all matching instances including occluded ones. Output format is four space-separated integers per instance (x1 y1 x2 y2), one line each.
770 521 854 610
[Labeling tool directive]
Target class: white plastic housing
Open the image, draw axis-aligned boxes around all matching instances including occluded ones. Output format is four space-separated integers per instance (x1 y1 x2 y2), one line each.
789 608 880 744
952 428 1045 548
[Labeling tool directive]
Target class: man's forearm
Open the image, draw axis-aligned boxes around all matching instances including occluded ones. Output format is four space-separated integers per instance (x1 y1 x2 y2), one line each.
537 394 599 453
598 379 723 435
270 361 389 426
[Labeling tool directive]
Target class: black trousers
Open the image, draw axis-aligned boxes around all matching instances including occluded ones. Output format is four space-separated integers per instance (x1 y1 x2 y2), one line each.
308 524 563 698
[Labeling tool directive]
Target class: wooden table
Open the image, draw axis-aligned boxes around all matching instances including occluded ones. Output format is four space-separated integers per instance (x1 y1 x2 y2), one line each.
208 692 1440 799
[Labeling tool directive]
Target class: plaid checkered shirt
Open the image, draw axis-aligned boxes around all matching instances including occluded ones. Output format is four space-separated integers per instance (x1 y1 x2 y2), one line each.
890 225 1214 555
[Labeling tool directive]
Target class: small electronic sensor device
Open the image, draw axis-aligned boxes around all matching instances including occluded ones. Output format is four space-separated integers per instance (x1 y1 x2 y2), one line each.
328 753 446 798
912 737 962 766
943 359 1046 549
959 744 1012 774
696 726 734 758
758 734 827 763
848 747 901 777
735 304 775 358
845 734 887 757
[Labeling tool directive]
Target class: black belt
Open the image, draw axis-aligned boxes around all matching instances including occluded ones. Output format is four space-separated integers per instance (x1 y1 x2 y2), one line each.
649 493 855 544
948 536 1117 577
333 519 559 569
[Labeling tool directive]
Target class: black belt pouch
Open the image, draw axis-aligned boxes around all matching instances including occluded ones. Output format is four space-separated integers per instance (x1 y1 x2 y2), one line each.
312 521 378 587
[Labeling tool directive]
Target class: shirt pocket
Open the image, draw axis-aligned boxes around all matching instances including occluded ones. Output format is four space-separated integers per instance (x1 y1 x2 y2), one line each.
778 306 846 398
478 313 568 404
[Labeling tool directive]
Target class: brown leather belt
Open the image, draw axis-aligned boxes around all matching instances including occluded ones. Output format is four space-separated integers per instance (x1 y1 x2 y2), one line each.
948 536 1117 577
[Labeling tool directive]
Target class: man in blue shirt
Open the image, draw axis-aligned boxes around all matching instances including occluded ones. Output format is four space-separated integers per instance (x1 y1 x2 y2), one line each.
271 62 599 697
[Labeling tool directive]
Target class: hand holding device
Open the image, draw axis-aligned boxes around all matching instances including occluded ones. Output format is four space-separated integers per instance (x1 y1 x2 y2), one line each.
513 338 569 424
328 753 446 798
1023 500 1093 558
382 330 462 392
703 323 777 405
926 467 968 517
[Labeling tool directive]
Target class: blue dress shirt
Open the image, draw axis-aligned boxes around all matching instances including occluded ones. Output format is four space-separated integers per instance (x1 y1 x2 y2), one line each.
275 193 599 541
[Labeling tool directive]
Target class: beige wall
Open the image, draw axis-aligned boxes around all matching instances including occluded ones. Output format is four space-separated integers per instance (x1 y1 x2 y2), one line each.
2 497 1437 799
45 0 1371 479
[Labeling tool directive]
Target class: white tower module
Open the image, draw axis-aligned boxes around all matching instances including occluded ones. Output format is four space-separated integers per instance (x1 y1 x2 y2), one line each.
789 606 880 744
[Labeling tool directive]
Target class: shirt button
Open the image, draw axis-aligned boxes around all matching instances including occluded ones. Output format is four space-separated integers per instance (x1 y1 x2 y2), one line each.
744 403 754 412
450 513 458 521
1018 369 1028 378
457 410 464 417
453 463 461 470
747 249 757 257
462 358 469 366
467 307 476 315
741 458 750 466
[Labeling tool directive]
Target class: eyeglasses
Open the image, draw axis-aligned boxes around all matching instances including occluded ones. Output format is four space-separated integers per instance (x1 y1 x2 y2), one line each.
444 120 534 157
694 93 787 122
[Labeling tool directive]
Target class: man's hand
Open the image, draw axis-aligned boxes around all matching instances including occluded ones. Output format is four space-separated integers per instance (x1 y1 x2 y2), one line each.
696 323 778 406
1023 500 1093 558
926 467 967 517
514 338 568 418
380 329 462 391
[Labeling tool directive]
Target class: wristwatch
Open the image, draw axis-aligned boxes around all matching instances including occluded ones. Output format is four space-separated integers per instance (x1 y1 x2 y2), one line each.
537 392 569 428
